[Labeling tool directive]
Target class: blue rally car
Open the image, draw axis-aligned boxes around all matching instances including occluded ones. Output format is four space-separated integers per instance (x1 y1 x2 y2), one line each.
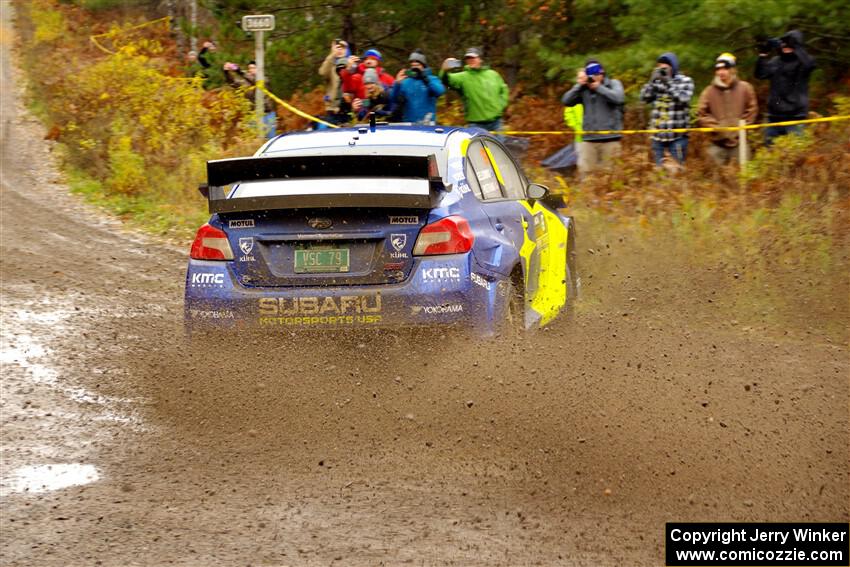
185 125 577 336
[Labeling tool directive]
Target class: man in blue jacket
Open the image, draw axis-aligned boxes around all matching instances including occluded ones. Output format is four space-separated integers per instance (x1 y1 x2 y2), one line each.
391 50 446 124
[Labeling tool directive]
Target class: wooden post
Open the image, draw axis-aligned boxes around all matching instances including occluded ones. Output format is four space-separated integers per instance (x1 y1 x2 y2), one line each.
738 119 748 170
255 30 265 130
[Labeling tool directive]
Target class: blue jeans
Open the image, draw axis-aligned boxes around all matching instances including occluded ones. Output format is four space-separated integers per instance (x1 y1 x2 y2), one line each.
262 112 277 139
652 137 688 165
468 118 502 133
764 116 804 146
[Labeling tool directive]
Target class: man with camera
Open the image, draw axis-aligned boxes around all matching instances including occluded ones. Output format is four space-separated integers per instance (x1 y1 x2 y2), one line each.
390 50 445 124
561 59 625 178
440 48 509 132
223 61 278 138
755 30 816 145
318 38 350 121
639 52 694 168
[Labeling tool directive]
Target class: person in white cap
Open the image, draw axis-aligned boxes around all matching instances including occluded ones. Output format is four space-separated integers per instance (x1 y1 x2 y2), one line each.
697 53 758 165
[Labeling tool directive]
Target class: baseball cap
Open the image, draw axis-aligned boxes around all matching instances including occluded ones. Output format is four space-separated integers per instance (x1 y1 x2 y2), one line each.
715 52 737 69
463 47 481 59
585 62 604 76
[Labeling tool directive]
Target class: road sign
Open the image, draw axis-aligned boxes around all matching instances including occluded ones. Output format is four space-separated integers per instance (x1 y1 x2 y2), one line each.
241 15 275 32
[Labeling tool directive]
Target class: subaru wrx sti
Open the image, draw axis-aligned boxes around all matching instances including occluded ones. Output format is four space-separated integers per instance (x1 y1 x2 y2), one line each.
185 125 578 336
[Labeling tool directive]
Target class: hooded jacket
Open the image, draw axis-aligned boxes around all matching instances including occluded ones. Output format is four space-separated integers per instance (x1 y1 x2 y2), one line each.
390 67 446 123
755 30 816 118
697 73 758 147
561 75 625 142
441 65 509 123
638 52 695 142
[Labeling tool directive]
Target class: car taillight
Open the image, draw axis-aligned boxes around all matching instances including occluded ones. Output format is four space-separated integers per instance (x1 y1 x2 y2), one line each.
412 215 474 256
190 224 234 260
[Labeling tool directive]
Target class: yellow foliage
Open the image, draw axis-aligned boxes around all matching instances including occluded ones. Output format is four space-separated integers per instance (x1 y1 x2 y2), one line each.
107 134 146 195
32 5 66 44
54 43 253 197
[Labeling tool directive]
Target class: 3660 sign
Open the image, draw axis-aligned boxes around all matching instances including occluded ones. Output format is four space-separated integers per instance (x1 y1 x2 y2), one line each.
241 15 275 32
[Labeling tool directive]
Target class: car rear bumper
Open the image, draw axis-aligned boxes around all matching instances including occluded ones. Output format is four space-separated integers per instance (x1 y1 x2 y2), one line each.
184 253 509 335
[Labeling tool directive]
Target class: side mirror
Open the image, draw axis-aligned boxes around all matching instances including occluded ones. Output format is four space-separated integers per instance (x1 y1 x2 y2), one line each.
197 183 210 199
527 183 549 200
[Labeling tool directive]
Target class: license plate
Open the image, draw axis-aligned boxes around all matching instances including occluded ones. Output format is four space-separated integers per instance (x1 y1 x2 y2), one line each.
294 248 350 273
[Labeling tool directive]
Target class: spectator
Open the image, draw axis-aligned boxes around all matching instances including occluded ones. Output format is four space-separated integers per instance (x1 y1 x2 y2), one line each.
224 61 277 138
697 53 758 165
339 49 395 103
561 60 625 178
356 49 395 93
339 55 365 105
196 40 222 87
755 30 816 145
390 50 445 124
318 39 350 120
639 52 694 167
353 69 393 121
563 102 584 143
440 48 509 132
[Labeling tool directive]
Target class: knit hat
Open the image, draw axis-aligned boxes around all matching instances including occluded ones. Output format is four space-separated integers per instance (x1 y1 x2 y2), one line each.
408 50 427 66
585 61 604 76
363 68 379 85
363 49 382 62
715 52 737 69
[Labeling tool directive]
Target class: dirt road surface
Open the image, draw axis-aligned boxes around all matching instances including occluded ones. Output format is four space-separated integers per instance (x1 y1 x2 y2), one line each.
1 3 848 564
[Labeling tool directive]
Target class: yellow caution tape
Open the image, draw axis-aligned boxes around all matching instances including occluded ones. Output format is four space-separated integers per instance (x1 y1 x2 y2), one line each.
496 115 850 136
258 82 339 129
90 16 171 55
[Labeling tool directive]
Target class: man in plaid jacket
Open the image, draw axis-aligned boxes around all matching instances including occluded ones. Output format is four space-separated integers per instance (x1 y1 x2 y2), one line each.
640 52 694 167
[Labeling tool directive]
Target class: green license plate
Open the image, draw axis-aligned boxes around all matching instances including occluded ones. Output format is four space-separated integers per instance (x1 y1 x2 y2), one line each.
294 248 350 273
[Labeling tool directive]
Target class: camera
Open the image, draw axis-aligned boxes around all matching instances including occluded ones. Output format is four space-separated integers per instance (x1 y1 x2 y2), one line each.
658 66 669 78
758 37 782 53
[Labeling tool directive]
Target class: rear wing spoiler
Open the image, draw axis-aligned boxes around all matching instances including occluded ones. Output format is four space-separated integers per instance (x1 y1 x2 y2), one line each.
202 154 446 214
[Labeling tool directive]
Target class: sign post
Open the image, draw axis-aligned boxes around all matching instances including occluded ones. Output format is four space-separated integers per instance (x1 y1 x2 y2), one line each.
241 15 275 132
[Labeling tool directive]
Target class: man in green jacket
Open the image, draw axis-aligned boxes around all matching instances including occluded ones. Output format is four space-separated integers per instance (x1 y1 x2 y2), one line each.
440 48 509 132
